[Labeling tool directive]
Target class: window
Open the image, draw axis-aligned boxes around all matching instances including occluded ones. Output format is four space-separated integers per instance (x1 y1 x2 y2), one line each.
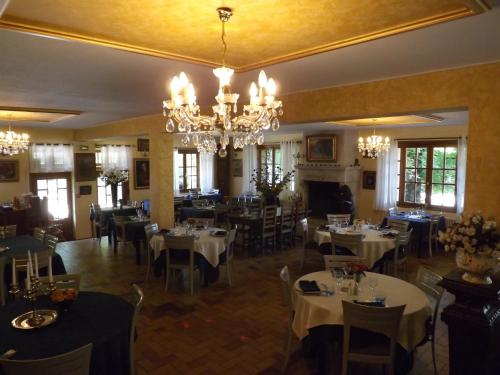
258 145 281 184
177 149 199 192
398 140 458 211
97 177 123 207
31 173 72 220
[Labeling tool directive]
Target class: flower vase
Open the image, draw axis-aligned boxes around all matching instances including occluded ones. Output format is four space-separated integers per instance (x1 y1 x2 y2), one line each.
455 249 497 285
110 184 118 208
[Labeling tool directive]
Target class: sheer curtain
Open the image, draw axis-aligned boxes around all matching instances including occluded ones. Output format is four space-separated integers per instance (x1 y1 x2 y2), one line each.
375 140 399 211
241 145 257 194
29 144 74 172
280 141 300 199
173 148 182 195
200 152 215 193
456 136 467 214
101 145 130 171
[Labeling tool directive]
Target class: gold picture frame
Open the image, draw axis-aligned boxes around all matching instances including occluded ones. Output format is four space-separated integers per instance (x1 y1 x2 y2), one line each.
306 135 337 162
133 158 150 189
0 159 19 182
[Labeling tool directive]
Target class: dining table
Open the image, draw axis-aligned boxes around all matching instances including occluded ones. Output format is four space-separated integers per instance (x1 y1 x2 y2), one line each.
0 291 134 375
293 271 432 374
314 225 397 269
109 216 150 265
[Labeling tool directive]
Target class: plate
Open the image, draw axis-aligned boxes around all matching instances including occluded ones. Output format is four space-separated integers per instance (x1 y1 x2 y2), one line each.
0 246 9 252
11 309 58 330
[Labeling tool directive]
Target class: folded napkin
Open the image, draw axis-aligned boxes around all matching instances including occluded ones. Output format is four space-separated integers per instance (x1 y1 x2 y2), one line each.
318 225 330 231
352 300 386 307
210 230 227 237
0 246 9 253
298 280 320 293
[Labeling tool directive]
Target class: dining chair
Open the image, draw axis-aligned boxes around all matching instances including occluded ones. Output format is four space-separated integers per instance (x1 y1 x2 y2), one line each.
93 204 107 244
414 266 444 374
0 256 5 306
143 223 159 281
326 214 351 227
220 228 237 286
38 273 81 290
341 301 405 375
33 227 46 242
323 255 366 270
0 225 17 238
329 232 363 256
427 216 440 257
387 219 410 233
279 207 294 249
44 234 59 254
279 266 295 372
385 228 413 278
261 205 278 254
162 234 198 295
0 343 93 375
112 215 129 249
120 283 144 375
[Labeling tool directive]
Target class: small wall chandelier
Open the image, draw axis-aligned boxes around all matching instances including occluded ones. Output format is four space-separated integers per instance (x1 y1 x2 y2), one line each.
162 7 283 157
358 129 390 159
0 119 30 156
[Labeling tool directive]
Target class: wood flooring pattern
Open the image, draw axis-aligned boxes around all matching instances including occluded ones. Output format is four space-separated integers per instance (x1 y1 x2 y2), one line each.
56 238 456 375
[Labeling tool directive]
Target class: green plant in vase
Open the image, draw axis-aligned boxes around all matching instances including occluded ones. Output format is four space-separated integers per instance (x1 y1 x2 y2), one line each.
100 168 128 208
251 165 295 205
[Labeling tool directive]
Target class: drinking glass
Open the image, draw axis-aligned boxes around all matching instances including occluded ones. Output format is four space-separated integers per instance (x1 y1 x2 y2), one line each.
367 277 378 299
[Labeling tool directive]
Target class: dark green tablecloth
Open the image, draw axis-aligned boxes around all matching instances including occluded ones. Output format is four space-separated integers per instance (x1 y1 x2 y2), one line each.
0 292 134 375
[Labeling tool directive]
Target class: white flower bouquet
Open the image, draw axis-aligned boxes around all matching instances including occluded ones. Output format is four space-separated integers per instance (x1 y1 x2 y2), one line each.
100 168 128 186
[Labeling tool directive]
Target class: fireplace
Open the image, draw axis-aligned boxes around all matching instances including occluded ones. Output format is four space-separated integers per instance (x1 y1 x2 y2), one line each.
307 181 340 218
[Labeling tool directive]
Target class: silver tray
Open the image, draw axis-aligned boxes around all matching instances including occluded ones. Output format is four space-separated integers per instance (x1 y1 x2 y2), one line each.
11 309 58 330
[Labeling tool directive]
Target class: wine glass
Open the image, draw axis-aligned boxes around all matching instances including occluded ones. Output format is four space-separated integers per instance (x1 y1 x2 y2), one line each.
367 277 378 299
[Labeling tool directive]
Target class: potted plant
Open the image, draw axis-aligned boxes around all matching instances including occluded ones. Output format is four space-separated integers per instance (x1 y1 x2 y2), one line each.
100 168 128 208
251 165 295 206
439 212 499 285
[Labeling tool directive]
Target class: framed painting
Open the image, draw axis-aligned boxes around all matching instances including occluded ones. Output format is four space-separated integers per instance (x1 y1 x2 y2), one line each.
137 138 149 152
134 158 150 189
74 153 97 182
232 159 243 177
0 160 19 182
79 185 92 195
306 135 337 162
363 171 376 190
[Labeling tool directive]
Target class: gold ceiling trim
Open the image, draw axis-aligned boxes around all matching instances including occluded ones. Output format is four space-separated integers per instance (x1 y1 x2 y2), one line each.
0 7 477 72
0 106 82 122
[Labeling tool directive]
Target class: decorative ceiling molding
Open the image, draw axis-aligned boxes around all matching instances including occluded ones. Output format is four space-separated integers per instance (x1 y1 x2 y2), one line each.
0 106 82 122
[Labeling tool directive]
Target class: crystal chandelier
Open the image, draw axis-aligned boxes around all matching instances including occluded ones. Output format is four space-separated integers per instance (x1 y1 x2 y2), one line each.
162 7 283 157
358 129 390 159
0 119 30 156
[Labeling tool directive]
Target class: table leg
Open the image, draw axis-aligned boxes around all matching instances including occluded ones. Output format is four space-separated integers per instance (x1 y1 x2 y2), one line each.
133 239 141 265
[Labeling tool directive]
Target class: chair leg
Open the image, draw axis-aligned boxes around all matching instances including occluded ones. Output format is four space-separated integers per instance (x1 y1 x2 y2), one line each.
431 338 438 374
190 269 194 296
145 249 151 282
282 325 292 373
164 267 170 291
227 261 232 286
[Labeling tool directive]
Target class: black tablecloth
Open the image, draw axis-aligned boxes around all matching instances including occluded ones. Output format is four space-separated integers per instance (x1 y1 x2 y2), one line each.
0 292 134 375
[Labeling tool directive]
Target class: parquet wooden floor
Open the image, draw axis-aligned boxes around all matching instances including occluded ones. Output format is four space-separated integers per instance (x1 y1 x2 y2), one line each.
55 237 455 375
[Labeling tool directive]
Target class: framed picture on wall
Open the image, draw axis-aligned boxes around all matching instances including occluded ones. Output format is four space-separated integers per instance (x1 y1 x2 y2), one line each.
0 160 19 182
74 153 97 182
306 135 337 162
79 185 92 195
232 159 243 177
134 158 150 189
137 139 149 152
363 171 376 190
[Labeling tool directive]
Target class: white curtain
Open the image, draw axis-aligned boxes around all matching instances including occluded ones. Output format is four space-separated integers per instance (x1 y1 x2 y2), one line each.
375 140 399 211
280 141 300 199
29 144 74 172
456 136 467 214
241 145 257 194
200 152 215 193
173 148 182 195
101 145 130 171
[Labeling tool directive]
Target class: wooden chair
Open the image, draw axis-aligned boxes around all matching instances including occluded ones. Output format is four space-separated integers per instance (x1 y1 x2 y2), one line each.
385 228 413 278
44 234 58 253
387 219 410 233
0 225 17 238
220 228 237 286
112 215 128 249
0 256 5 306
415 266 445 374
341 301 405 375
13 250 52 284
143 223 159 281
427 216 440 257
261 205 278 253
330 232 363 255
279 266 295 372
93 204 107 244
162 235 198 295
33 227 46 242
298 218 323 271
120 283 144 375
39 273 81 290
323 255 366 270
279 207 294 249
326 214 351 227
184 217 215 227
0 343 93 375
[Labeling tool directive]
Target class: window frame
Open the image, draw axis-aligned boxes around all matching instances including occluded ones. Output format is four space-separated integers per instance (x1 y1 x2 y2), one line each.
178 149 200 193
29 172 73 221
257 144 281 184
397 139 458 212
96 176 124 208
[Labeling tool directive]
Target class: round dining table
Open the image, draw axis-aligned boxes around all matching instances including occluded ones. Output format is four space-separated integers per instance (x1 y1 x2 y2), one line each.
314 226 397 269
292 271 432 352
0 291 134 375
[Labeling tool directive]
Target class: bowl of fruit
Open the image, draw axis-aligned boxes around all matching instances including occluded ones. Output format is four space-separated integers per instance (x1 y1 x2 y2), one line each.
50 288 78 312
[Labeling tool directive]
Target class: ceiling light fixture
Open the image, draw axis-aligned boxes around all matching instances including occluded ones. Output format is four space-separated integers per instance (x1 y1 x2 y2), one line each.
0 117 30 156
162 7 283 157
358 120 390 159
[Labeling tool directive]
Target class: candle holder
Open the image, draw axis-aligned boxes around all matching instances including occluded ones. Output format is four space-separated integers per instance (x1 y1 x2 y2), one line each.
9 275 58 329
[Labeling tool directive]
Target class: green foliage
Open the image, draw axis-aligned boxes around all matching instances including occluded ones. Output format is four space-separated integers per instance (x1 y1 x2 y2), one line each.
251 165 294 197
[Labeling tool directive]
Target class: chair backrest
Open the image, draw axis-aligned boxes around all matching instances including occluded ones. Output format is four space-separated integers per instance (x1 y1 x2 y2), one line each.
13 250 52 283
225 228 237 261
429 216 440 238
262 205 277 232
162 234 195 268
279 266 294 323
330 232 363 254
387 207 398 216
280 207 294 229
0 225 17 238
299 218 309 247
0 343 93 375
33 227 46 242
326 214 351 226
323 255 366 270
184 218 215 227
144 223 159 245
44 234 58 253
128 284 144 375
415 266 444 325
113 215 127 240
39 273 81 290
387 219 410 233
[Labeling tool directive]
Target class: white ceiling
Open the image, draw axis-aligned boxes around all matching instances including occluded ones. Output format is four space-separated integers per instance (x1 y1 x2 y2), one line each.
0 5 498 130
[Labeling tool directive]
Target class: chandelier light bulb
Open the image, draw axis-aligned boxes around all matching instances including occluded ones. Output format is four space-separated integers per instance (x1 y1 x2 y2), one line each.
249 82 258 98
170 76 179 97
178 72 188 88
213 66 234 87
267 78 277 96
258 70 268 88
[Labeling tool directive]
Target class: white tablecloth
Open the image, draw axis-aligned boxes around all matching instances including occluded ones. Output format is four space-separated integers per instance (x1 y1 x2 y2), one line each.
292 271 432 351
149 228 227 268
314 227 396 269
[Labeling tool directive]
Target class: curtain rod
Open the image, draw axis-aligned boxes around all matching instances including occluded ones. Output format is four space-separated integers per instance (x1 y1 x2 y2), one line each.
95 144 135 148
33 143 72 146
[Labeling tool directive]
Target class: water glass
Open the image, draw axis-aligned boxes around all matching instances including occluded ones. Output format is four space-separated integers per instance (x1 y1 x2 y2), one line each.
367 277 378 299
